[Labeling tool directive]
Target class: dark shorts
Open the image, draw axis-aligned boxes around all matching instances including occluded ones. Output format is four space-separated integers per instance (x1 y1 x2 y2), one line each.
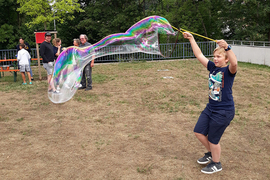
194 105 235 144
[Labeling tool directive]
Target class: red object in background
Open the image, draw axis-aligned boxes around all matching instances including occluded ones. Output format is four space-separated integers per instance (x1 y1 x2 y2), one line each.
35 32 46 44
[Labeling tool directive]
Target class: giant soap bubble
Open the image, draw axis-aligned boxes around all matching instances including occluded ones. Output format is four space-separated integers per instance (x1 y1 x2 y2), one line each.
49 16 176 103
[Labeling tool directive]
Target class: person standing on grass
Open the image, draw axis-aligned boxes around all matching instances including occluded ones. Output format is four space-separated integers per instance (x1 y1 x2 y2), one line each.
16 37 34 81
40 32 57 93
52 38 64 60
183 32 238 174
17 44 32 85
52 38 64 91
78 34 95 91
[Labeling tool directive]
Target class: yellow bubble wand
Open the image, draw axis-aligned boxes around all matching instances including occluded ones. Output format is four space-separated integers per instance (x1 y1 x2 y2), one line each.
159 19 217 42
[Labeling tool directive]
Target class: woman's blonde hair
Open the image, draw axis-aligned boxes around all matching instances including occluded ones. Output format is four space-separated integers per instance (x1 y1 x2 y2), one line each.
52 38 61 46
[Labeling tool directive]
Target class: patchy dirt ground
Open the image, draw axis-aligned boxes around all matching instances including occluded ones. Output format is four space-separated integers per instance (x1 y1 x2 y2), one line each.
0 59 269 180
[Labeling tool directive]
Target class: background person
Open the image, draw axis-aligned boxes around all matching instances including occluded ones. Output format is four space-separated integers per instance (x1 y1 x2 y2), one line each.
52 38 63 60
40 32 57 93
78 34 95 91
17 44 32 85
73 38 80 46
52 38 64 92
16 37 34 81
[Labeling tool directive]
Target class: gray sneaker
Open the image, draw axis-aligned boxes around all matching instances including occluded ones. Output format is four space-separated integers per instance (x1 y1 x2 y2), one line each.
197 152 212 164
201 161 222 174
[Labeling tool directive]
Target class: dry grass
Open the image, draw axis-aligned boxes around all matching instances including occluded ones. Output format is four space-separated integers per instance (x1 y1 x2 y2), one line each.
0 59 269 180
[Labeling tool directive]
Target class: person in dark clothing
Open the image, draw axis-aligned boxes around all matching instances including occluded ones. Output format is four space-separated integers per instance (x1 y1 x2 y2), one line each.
52 38 63 60
40 32 57 93
183 32 237 174
78 34 95 91
16 37 34 80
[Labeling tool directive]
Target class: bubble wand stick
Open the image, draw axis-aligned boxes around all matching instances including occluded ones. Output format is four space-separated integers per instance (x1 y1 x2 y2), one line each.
159 19 217 42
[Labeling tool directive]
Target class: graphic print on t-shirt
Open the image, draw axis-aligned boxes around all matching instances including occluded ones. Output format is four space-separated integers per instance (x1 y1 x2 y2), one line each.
209 71 223 101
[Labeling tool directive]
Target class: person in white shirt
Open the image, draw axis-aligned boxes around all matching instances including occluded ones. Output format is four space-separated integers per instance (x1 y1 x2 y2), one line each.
17 44 32 85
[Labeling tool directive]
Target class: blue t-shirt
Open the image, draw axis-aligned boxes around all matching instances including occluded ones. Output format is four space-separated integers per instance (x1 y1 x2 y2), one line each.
207 61 236 110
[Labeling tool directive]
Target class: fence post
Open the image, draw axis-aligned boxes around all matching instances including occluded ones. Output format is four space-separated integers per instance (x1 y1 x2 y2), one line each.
13 71 17 82
183 43 185 59
35 42 42 80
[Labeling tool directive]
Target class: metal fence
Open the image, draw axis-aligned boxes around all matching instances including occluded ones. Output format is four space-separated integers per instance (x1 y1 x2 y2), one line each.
227 40 270 47
0 41 218 66
2 40 270 64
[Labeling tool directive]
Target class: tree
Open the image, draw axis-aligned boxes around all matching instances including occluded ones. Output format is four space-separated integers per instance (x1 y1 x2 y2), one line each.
220 0 270 41
2 0 270 50
0 0 18 49
76 0 144 43
151 0 224 42
17 0 84 30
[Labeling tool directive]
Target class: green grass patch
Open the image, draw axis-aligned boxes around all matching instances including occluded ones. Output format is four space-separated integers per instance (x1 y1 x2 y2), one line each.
238 62 270 71
117 60 153 70
16 117 24 122
92 74 108 84
74 93 99 102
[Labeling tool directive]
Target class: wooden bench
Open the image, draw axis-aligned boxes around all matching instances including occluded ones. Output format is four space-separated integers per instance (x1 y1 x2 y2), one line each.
0 58 42 82
0 59 20 82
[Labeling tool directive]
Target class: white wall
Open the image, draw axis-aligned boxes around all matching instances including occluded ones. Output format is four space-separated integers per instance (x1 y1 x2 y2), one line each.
232 45 270 66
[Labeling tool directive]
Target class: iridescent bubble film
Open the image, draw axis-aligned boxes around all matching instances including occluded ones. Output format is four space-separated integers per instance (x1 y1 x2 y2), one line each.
49 16 176 103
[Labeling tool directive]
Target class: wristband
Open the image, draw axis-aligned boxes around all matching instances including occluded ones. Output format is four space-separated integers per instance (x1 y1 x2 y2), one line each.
225 45 231 51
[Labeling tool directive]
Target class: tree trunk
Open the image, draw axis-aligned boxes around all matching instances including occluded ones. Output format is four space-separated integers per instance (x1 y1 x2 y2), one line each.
195 2 208 38
144 0 145 16
201 19 208 38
